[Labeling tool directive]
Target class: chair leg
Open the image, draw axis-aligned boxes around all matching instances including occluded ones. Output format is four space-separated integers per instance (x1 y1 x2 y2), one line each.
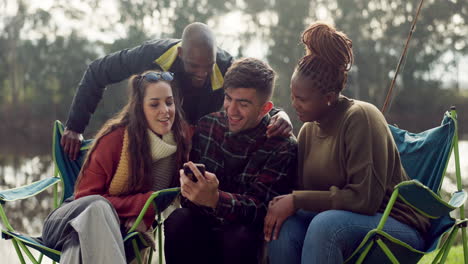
452 109 468 263
17 240 40 264
147 239 154 264
432 236 449 264
132 239 143 264
376 239 400 264
439 226 459 264
12 239 27 264
461 223 468 264
356 240 375 264
157 211 164 264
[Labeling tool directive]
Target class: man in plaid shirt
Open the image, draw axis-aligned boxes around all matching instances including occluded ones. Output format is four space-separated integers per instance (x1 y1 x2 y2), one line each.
164 58 297 264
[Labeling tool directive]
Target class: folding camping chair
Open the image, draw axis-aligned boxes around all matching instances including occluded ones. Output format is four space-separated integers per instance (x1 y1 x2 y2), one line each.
345 107 468 264
0 120 180 264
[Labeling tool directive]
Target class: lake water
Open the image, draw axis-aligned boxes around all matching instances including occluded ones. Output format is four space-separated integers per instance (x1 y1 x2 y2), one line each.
1 141 467 263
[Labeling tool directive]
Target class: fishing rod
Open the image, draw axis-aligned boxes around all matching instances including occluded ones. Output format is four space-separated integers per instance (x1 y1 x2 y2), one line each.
381 0 426 115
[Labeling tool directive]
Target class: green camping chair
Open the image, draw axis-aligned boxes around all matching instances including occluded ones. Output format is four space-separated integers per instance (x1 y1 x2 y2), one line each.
345 107 468 264
0 120 180 264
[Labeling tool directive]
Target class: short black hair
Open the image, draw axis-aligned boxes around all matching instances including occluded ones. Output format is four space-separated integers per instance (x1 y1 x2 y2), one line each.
223 58 276 103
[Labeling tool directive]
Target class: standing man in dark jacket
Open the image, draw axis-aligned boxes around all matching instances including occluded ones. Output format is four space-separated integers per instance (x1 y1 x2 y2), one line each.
62 22 292 159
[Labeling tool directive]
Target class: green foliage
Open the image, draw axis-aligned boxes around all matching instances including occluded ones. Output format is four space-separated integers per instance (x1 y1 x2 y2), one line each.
419 244 467 264
0 0 467 147
258 0 468 133
264 0 311 132
116 0 235 37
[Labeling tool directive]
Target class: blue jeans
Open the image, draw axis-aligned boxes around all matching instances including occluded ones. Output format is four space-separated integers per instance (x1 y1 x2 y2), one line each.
268 210 425 264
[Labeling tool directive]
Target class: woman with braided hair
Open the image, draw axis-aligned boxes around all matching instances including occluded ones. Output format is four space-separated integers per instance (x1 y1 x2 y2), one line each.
264 22 429 263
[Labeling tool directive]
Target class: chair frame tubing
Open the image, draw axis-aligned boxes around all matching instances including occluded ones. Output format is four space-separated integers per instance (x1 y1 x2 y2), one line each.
355 190 401 264
449 108 468 264
356 108 468 264
376 238 399 264
1 121 177 264
2 197 59 264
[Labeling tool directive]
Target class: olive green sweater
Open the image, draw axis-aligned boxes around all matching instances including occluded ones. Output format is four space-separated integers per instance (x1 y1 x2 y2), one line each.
293 96 430 234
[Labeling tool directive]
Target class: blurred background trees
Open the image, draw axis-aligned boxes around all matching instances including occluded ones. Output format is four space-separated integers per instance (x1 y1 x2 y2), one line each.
1 0 467 145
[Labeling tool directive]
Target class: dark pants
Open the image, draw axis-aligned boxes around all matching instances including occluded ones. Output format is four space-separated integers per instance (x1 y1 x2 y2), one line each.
164 208 263 264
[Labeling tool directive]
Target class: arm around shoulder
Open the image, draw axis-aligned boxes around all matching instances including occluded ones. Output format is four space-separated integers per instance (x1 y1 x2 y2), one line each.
66 41 167 133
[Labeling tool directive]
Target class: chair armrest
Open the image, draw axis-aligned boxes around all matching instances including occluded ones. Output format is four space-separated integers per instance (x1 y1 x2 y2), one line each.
0 177 61 203
448 190 467 208
127 187 181 233
395 180 466 219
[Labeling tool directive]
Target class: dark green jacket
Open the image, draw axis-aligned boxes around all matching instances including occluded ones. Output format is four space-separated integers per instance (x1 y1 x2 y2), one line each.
66 38 233 133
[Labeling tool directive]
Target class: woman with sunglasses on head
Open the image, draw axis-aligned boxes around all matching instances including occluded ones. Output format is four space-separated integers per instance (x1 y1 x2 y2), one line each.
264 22 429 263
41 71 189 263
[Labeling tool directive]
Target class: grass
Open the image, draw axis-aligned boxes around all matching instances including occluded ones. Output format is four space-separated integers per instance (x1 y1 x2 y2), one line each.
419 244 466 263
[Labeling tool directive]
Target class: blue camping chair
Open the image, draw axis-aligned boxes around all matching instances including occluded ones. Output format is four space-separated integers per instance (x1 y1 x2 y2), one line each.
0 120 180 264
345 107 468 264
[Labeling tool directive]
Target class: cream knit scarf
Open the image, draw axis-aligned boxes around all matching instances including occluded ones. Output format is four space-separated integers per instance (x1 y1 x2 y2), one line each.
109 129 177 195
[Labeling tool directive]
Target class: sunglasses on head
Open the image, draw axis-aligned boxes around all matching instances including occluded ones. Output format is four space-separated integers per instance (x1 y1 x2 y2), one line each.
137 71 174 88
143 71 174 81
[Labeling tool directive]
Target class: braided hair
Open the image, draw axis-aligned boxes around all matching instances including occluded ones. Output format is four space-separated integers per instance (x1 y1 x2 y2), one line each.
296 22 353 94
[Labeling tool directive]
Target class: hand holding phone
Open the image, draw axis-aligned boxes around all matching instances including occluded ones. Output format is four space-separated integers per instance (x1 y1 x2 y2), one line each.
183 163 206 182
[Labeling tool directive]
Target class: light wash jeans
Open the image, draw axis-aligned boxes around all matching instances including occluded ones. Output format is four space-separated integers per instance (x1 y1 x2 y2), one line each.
268 210 425 264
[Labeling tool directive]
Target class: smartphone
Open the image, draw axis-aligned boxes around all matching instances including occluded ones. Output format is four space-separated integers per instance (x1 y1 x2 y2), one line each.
183 163 206 182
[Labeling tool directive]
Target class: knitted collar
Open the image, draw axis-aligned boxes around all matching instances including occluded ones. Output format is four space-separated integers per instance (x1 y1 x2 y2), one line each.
147 129 177 161
109 128 177 195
